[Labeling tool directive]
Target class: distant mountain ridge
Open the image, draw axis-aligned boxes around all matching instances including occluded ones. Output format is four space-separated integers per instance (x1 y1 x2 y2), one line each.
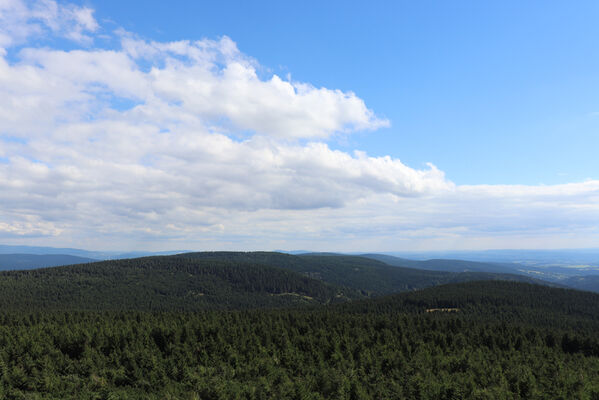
358 252 599 292
0 244 189 262
383 248 599 265
359 253 519 274
0 254 97 271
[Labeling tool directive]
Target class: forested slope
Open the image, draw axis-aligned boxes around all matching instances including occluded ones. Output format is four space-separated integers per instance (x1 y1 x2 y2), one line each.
0 256 353 311
0 252 557 312
1 281 599 399
181 252 552 295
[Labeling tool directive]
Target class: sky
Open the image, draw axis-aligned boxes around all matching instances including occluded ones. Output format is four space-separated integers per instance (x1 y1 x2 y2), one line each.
0 0 598 252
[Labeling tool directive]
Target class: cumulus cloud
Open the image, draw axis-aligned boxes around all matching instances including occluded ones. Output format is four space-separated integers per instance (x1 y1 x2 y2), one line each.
0 0 597 251
0 1 442 245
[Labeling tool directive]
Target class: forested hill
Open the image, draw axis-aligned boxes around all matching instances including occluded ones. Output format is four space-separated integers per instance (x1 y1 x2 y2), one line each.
180 251 555 295
0 256 354 311
0 260 599 398
0 252 557 313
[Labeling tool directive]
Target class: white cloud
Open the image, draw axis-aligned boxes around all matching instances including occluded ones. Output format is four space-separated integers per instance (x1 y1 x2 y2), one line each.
0 0 98 48
0 2 597 251
118 34 389 139
0 9 439 247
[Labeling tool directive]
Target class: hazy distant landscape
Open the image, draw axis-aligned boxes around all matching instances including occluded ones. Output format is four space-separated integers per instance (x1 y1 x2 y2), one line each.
3 245 599 293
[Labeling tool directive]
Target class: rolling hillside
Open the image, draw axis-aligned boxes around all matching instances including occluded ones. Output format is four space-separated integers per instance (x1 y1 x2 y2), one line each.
181 251 556 295
0 252 558 313
0 255 354 311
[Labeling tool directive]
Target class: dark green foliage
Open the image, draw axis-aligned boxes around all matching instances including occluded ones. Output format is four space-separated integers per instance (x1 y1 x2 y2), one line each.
0 253 598 399
0 253 553 314
0 256 352 311
1 281 599 398
182 252 552 295
337 280 599 331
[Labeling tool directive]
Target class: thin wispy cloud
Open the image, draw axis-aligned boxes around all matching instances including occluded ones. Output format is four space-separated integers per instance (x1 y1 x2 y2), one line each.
0 0 598 251
0 0 98 47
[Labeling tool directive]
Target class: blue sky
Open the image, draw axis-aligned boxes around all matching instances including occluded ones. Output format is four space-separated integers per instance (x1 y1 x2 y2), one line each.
93 0 599 185
0 0 598 251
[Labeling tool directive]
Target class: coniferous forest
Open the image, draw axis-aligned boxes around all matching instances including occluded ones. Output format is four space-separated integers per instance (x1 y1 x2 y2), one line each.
0 253 598 399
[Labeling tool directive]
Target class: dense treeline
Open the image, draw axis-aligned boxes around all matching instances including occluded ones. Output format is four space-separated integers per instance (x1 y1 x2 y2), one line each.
182 252 551 295
0 253 554 313
0 256 354 311
1 281 599 398
340 281 599 328
0 254 598 399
